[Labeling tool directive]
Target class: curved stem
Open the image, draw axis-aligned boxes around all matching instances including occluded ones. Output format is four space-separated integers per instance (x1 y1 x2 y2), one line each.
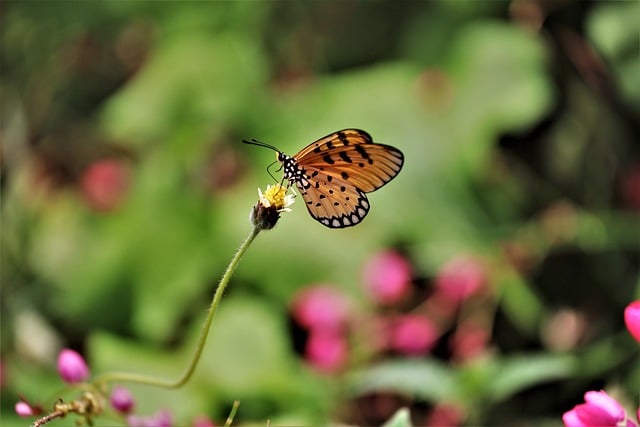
94 226 262 389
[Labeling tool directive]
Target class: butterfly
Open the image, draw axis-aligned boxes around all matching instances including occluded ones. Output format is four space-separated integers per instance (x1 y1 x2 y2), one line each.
244 129 404 228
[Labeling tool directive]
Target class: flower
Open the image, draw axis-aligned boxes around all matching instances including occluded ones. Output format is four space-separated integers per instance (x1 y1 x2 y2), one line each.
15 401 35 417
81 159 131 212
127 409 173 427
110 386 135 414
449 320 490 362
305 330 348 373
562 390 637 427
426 403 464 427
192 414 216 427
250 184 295 229
434 255 486 304
362 250 412 305
291 285 351 332
624 301 640 343
390 314 438 356
57 348 90 384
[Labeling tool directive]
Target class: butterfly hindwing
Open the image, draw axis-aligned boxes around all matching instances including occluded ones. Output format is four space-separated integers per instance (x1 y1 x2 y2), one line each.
294 165 370 228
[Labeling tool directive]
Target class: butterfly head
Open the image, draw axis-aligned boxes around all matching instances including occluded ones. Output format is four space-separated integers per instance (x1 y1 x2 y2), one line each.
277 151 288 162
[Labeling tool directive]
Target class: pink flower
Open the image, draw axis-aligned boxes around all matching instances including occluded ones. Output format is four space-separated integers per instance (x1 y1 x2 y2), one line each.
305 330 348 373
15 401 34 417
291 285 351 332
390 315 438 356
362 250 412 305
434 255 486 304
57 348 90 384
81 159 131 212
450 321 490 362
426 403 464 427
110 386 135 414
563 390 637 427
624 301 640 343
127 409 173 427
192 414 216 427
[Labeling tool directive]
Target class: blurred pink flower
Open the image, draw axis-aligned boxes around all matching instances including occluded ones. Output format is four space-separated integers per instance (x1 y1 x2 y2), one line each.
362 250 412 305
81 159 130 212
450 321 490 362
127 409 173 427
291 285 351 332
57 348 90 384
563 390 637 427
390 314 438 356
110 386 135 414
15 401 34 417
305 330 348 373
426 403 464 427
434 255 486 304
624 301 640 343
192 414 216 427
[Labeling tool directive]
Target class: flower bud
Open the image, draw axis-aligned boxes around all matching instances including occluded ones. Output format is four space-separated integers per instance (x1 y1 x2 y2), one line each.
57 348 90 383
110 386 135 414
15 401 34 417
624 301 640 343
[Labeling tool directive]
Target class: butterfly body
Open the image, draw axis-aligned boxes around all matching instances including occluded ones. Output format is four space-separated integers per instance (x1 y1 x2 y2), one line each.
247 129 404 228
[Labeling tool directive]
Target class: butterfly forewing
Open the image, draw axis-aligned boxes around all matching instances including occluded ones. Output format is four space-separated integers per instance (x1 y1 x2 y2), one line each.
297 143 403 193
293 129 374 159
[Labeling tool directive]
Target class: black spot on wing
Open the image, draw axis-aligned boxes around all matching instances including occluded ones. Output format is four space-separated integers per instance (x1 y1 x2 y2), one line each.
339 151 352 163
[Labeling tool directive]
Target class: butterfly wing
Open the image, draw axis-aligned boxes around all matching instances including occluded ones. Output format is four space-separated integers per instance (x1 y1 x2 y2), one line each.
294 166 370 228
294 129 404 193
293 129 374 158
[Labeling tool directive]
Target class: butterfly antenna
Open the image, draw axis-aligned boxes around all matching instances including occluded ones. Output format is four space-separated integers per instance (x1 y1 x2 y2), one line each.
244 137 286 184
242 138 281 153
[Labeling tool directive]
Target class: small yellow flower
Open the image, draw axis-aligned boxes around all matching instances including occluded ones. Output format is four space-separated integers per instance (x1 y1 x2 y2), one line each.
251 184 295 229
259 184 295 212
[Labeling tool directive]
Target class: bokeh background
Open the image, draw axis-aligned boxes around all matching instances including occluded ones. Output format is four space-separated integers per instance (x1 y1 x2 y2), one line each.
2 0 639 426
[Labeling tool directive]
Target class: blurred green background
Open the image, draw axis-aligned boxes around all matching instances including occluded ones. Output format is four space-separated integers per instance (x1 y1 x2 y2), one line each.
1 1 639 426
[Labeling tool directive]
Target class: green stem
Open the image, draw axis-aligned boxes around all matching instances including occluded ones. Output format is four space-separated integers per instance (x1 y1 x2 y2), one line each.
94 226 262 389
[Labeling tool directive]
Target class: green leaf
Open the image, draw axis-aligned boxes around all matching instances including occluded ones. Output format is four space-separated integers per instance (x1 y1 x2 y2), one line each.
485 353 577 402
497 268 544 335
197 295 293 395
587 2 640 107
347 359 458 402
101 31 267 147
446 22 553 168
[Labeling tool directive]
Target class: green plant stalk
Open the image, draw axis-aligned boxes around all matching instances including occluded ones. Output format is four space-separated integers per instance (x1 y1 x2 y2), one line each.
94 225 262 389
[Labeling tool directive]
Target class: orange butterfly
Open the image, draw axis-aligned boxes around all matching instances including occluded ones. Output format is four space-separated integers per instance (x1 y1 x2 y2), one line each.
244 129 404 228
